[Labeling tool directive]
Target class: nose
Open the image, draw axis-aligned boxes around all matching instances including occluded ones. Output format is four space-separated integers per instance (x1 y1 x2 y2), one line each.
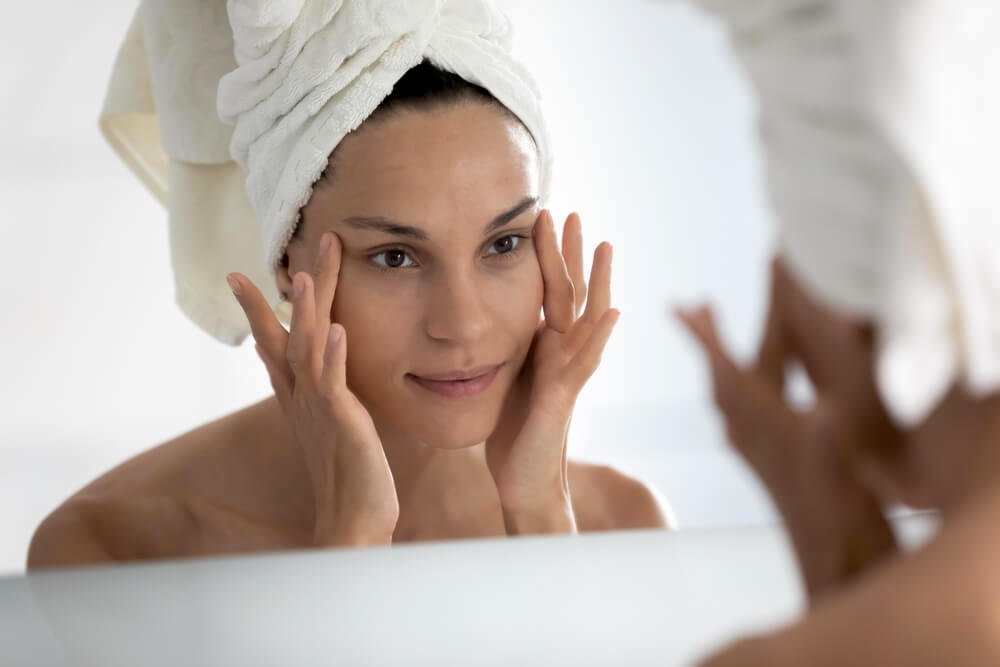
423 268 493 345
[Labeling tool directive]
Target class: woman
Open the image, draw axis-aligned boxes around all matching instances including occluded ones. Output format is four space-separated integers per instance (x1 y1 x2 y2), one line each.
682 0 1000 662
27 4 669 568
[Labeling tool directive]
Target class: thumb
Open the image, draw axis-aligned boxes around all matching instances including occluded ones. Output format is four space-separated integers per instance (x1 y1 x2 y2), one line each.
675 305 745 414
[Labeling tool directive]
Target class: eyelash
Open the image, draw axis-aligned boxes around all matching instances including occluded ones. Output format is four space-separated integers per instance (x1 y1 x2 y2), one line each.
368 234 530 273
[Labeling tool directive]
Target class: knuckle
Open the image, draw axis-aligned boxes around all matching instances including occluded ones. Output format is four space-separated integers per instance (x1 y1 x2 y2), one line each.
316 379 338 402
318 383 345 411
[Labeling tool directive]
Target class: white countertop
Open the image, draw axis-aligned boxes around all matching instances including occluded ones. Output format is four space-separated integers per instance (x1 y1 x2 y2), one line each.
3 526 801 667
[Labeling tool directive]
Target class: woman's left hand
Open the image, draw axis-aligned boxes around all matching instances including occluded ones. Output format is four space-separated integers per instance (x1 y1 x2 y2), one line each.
485 210 620 535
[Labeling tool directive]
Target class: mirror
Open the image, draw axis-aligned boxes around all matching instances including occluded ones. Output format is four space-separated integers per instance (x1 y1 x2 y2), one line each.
3 0 781 576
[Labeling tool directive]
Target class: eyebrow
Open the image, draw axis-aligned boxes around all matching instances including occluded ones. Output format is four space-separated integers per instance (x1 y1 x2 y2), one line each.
341 196 539 240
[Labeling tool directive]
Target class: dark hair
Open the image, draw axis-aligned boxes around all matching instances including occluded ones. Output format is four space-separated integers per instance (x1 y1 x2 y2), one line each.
369 59 509 122
287 60 529 247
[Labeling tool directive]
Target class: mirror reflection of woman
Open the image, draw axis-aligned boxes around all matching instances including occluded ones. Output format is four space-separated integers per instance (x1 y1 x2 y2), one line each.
28 3 670 568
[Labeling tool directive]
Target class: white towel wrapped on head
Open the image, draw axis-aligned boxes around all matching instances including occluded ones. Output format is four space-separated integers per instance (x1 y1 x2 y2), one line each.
696 0 1000 426
100 0 552 345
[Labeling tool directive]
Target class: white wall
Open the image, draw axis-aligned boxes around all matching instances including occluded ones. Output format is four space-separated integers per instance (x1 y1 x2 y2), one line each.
0 0 778 575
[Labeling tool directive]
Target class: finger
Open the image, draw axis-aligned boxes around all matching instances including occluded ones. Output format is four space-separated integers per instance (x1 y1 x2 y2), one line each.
535 210 575 333
676 306 781 443
561 213 587 316
677 305 809 471
311 232 343 361
562 317 595 358
564 308 620 390
675 305 743 409
580 242 612 325
319 323 348 396
773 257 860 392
255 343 293 416
287 271 319 382
675 305 731 367
228 272 292 389
755 257 787 393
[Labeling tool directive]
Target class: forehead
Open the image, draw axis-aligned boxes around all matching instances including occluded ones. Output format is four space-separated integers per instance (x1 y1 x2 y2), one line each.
304 102 539 230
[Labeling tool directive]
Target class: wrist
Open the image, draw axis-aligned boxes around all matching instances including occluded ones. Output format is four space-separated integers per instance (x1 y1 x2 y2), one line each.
313 505 395 548
500 494 577 536
313 519 393 548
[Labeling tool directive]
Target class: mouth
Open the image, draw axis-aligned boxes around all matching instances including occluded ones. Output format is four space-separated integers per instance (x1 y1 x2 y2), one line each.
406 363 504 399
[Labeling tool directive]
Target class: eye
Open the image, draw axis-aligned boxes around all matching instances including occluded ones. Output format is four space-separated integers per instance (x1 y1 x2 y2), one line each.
371 248 416 269
485 234 524 256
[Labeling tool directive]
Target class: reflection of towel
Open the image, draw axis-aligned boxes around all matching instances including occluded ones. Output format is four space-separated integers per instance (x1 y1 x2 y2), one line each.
697 0 1000 426
101 0 551 346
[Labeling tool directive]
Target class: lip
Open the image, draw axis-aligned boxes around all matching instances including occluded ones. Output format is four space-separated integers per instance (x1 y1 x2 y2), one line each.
407 363 503 398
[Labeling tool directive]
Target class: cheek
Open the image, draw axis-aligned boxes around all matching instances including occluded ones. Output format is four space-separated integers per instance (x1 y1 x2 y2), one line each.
500 258 544 335
331 277 415 392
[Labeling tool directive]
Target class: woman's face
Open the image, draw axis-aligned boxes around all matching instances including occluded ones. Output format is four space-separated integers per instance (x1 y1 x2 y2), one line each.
285 101 543 449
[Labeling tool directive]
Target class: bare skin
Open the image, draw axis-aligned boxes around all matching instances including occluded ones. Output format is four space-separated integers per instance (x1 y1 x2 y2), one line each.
27 395 668 568
28 100 669 569
680 259 1000 665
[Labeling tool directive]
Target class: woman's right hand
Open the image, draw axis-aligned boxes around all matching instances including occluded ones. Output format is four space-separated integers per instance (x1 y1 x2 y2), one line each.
227 232 399 547
677 259 899 602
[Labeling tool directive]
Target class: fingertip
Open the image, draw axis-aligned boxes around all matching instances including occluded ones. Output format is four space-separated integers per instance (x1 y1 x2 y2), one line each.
675 310 696 333
293 271 313 300
328 323 343 346
672 303 695 322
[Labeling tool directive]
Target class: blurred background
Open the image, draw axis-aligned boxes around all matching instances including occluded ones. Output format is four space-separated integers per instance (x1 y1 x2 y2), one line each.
0 0 779 574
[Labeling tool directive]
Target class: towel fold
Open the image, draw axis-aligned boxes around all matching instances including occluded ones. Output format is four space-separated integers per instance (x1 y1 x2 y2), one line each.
697 0 1000 426
101 0 551 345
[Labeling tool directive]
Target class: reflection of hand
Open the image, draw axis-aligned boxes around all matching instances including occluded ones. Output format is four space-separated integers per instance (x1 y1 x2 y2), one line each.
677 258 898 601
486 210 620 535
228 233 399 547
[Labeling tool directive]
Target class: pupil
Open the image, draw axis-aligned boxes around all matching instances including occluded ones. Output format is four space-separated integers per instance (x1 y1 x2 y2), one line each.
496 237 513 253
386 250 405 267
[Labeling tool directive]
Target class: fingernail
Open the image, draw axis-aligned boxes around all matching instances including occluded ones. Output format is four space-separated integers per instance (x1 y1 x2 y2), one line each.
226 275 240 297
292 274 303 299
533 212 545 235
329 325 342 345
320 233 332 256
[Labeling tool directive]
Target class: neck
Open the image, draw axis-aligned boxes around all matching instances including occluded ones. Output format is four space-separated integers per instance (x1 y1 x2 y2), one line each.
366 407 501 534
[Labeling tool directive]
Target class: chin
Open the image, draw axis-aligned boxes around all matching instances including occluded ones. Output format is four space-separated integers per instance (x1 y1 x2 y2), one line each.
407 410 499 449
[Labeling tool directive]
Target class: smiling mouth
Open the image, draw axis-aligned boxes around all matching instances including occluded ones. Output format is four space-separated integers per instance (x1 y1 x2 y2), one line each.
406 364 504 398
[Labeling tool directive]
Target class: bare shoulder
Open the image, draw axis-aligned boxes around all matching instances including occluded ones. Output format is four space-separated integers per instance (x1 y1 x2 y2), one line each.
568 460 674 532
29 397 311 569
28 493 194 569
